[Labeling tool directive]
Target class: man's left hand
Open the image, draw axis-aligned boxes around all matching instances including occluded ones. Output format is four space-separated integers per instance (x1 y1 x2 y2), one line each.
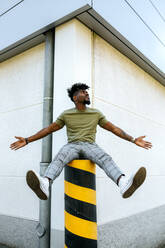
134 136 152 149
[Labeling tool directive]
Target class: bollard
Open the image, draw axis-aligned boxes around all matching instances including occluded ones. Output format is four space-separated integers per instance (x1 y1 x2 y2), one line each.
64 160 97 248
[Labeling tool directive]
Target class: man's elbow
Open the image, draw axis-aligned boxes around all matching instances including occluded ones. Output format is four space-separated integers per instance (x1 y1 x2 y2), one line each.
50 123 62 132
102 122 116 132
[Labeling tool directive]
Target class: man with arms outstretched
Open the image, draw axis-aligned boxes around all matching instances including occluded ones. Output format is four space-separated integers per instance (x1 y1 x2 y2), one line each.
10 83 152 200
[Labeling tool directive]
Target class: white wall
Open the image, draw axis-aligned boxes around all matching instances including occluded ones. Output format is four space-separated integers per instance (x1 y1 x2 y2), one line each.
93 34 165 224
0 43 45 220
51 19 165 230
51 19 93 232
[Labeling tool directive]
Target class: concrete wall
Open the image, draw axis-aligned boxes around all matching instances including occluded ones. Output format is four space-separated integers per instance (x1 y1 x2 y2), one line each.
50 19 93 246
93 33 165 224
52 18 165 228
0 43 45 221
51 18 165 246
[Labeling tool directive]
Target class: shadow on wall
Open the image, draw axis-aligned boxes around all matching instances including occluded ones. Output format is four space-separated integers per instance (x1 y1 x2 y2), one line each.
98 205 165 248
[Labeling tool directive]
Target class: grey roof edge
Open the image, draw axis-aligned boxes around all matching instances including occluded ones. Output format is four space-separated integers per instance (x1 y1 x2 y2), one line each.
0 34 45 63
77 9 165 86
0 4 92 62
0 5 164 87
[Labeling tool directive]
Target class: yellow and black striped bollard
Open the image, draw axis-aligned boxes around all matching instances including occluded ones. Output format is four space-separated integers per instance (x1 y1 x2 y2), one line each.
64 160 97 248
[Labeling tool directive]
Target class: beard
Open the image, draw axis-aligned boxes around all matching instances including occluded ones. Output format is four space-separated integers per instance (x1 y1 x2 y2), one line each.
84 99 91 105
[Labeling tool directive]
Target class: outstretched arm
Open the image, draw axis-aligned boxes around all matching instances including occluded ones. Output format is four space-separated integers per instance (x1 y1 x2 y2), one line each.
102 121 152 150
10 122 62 150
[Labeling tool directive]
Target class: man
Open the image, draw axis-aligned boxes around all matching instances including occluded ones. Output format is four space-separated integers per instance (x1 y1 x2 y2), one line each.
10 83 152 200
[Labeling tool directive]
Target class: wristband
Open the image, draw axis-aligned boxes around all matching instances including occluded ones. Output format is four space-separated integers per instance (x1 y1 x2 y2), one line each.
131 138 136 143
25 138 29 144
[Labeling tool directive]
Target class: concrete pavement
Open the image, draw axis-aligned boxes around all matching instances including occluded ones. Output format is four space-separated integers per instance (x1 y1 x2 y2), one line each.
98 205 165 248
1 205 165 247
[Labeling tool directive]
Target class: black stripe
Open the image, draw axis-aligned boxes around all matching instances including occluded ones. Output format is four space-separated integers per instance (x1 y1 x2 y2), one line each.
65 194 96 222
65 166 96 190
65 228 97 248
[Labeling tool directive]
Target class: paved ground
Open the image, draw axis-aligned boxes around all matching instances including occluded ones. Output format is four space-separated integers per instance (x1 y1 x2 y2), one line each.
0 216 38 248
1 205 165 247
98 205 165 248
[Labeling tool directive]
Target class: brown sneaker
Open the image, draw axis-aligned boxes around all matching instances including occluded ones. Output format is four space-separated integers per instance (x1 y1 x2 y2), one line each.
119 167 146 198
26 170 49 200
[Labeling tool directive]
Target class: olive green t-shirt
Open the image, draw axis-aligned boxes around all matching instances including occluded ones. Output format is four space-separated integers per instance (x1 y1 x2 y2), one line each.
55 107 108 143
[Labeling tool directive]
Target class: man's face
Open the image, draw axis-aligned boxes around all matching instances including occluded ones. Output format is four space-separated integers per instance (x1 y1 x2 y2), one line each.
75 89 90 105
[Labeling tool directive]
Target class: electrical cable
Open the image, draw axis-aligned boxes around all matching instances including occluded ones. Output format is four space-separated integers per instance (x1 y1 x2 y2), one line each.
0 0 24 18
123 0 165 48
148 0 165 23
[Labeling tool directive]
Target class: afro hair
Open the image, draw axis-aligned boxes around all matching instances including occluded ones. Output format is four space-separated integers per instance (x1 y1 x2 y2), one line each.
67 83 90 102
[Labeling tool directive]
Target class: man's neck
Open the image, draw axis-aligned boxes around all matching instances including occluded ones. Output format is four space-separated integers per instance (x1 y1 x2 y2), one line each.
75 103 86 111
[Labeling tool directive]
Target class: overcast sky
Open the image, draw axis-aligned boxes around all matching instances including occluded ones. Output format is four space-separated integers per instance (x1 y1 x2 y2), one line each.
96 0 165 73
1 0 165 74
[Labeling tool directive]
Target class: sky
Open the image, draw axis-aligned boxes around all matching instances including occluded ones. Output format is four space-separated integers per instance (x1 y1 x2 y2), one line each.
93 0 165 73
0 0 165 74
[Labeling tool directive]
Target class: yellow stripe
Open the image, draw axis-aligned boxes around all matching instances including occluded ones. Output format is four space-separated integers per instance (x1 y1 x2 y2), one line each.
64 245 67 248
65 211 97 240
68 160 96 174
65 181 96 205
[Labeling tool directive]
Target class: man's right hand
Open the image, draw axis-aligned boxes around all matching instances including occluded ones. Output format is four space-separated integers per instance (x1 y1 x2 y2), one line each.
10 122 62 151
10 136 27 150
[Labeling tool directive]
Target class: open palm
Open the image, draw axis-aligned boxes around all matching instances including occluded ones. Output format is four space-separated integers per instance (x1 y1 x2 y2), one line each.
135 136 152 150
10 136 26 150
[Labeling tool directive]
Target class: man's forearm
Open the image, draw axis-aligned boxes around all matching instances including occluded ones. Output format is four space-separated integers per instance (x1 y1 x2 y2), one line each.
112 127 134 142
26 127 51 143
26 122 61 143
103 122 134 143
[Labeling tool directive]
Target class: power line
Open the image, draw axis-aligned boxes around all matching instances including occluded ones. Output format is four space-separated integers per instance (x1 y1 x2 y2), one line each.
148 0 165 23
123 0 165 48
0 0 24 18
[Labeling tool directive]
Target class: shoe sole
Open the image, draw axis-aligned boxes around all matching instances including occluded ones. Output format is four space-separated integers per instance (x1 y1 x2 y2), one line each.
26 170 48 200
122 167 146 199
